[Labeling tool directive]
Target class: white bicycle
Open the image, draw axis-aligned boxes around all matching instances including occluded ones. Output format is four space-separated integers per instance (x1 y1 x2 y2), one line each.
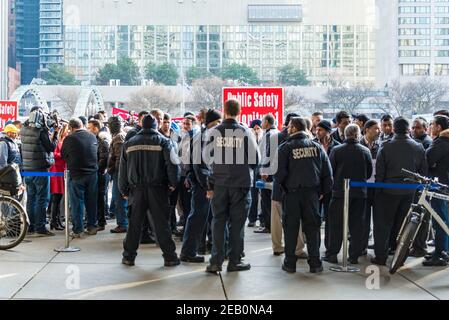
389 169 449 274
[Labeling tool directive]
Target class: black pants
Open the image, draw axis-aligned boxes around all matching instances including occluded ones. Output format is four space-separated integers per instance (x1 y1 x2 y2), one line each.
362 189 375 251
327 197 366 259
283 189 321 267
248 187 260 223
210 186 251 266
123 187 177 262
181 183 210 257
179 176 192 226
412 211 430 252
97 172 107 227
373 192 414 261
169 187 179 231
260 189 272 230
50 193 63 221
321 193 332 251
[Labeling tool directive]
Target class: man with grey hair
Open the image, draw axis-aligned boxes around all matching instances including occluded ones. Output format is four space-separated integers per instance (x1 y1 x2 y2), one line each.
323 124 373 265
61 118 99 237
412 117 433 150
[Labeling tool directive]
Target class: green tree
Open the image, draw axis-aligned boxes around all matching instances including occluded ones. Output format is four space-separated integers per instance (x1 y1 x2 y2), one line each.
95 63 118 85
277 64 310 86
185 66 211 85
221 63 259 85
42 65 79 85
116 56 140 85
95 56 140 85
144 62 179 85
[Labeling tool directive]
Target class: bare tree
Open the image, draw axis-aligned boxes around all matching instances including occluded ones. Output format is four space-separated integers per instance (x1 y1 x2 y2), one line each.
326 83 374 114
283 87 316 115
127 86 183 116
189 77 228 111
386 78 447 117
54 88 79 113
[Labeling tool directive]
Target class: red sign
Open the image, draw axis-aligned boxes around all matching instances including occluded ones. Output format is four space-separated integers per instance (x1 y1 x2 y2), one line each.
112 107 137 121
0 101 18 131
223 87 284 130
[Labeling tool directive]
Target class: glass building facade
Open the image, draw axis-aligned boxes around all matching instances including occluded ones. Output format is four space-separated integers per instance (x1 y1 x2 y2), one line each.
64 24 376 85
39 0 64 70
398 0 449 77
15 0 40 84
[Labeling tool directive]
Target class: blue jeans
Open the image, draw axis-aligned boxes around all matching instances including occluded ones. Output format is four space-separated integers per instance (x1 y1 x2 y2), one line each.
69 173 98 234
181 183 210 257
112 172 128 228
431 198 449 258
25 176 50 233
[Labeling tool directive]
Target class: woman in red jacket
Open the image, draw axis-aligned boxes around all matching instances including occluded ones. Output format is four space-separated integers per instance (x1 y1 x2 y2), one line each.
49 124 69 230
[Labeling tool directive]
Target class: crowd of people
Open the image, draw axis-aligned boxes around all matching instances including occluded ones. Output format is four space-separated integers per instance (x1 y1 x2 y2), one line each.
1 102 449 274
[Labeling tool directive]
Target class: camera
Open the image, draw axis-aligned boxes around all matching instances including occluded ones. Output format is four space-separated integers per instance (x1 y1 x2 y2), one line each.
28 109 67 131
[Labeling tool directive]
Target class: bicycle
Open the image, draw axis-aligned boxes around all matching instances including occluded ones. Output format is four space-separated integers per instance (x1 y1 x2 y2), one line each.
0 190 29 250
389 169 449 275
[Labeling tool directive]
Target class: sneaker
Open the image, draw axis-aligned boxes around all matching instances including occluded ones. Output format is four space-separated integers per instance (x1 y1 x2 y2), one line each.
70 232 82 239
254 227 270 234
206 264 222 274
227 263 251 272
282 262 296 273
35 230 55 237
164 258 181 267
85 227 98 236
422 257 447 267
180 255 205 263
322 255 338 264
122 258 135 266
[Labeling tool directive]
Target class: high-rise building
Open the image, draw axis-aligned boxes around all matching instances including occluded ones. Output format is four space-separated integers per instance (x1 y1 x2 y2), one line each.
1 0 9 99
8 0 16 69
39 0 64 71
377 0 449 86
63 0 376 85
15 0 40 84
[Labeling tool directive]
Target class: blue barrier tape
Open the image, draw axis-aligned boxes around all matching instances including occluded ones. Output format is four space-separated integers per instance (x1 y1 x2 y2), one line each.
349 181 421 189
21 172 65 177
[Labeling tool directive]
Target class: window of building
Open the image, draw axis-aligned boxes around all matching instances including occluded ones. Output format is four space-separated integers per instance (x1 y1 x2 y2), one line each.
248 5 302 22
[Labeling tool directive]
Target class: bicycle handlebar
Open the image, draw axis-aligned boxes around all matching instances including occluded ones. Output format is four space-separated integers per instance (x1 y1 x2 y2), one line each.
401 169 449 193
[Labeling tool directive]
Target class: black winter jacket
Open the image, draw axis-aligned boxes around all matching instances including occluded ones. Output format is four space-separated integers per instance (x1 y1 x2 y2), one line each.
61 130 98 179
329 139 373 198
426 129 449 184
375 134 427 195
274 132 333 195
205 119 259 189
118 129 180 196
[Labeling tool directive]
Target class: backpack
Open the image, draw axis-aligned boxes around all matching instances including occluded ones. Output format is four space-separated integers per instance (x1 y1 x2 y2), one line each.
0 163 22 196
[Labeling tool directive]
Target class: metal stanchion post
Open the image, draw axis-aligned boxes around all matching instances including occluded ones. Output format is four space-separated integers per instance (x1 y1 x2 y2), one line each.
54 170 80 253
330 179 360 273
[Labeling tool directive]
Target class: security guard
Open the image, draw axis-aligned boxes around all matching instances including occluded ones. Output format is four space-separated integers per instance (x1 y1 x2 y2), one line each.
274 117 333 273
205 99 259 273
119 115 181 267
180 109 222 263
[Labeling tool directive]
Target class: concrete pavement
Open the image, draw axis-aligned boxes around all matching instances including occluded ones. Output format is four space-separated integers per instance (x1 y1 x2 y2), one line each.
0 224 448 300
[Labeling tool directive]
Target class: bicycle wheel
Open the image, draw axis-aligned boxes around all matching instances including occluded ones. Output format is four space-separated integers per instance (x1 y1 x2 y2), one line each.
389 220 420 275
0 196 28 250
